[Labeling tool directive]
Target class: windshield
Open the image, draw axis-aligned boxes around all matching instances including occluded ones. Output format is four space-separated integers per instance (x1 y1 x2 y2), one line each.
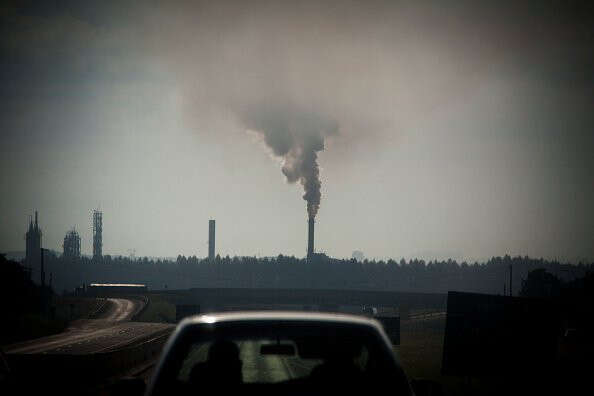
150 322 411 395
179 338 368 384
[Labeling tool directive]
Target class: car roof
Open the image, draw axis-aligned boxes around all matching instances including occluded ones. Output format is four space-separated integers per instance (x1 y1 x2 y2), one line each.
180 310 381 328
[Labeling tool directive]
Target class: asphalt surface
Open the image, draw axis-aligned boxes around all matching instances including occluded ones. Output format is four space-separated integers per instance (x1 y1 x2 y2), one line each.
240 341 320 382
179 341 319 383
5 298 173 355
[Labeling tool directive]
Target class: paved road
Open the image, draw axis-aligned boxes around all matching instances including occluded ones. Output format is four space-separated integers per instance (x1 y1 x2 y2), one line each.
5 298 173 355
179 341 318 383
102 297 143 321
240 341 319 383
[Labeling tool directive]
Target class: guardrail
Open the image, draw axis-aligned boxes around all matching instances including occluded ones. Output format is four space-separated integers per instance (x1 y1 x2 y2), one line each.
407 311 446 321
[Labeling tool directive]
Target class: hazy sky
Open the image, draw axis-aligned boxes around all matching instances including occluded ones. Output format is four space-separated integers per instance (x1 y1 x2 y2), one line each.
1 0 592 262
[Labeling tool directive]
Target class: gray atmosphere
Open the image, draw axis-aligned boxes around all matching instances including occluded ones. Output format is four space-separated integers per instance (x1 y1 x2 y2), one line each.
1 0 592 262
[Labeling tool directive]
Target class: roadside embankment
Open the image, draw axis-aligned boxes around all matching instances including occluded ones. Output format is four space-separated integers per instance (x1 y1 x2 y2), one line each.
6 324 173 394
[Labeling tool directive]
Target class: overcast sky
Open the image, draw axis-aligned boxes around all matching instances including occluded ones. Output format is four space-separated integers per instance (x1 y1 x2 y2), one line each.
1 0 592 262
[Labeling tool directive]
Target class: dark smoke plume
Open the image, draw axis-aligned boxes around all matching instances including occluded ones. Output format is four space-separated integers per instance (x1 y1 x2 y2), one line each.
241 103 338 219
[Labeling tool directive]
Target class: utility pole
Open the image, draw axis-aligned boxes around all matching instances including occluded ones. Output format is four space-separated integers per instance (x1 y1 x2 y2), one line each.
40 248 49 314
509 264 513 297
40 248 46 288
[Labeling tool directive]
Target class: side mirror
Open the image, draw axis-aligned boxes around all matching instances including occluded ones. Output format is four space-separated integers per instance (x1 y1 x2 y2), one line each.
410 378 443 396
111 377 146 396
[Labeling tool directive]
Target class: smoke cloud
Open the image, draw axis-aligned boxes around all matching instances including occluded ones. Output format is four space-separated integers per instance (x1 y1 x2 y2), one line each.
1 0 593 260
241 103 338 219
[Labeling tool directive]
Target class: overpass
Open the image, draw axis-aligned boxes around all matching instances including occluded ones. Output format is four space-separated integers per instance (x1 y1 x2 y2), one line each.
155 287 447 311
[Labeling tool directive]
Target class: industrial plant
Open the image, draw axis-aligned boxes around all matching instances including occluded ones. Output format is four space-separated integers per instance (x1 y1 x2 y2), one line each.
63 228 81 258
25 211 324 265
25 210 101 262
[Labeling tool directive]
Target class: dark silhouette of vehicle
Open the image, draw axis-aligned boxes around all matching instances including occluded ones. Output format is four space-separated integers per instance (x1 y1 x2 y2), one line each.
143 311 415 396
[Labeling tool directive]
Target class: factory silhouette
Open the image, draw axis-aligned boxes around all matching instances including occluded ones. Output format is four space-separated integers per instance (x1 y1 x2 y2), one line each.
17 209 591 300
25 208 320 268
25 209 105 267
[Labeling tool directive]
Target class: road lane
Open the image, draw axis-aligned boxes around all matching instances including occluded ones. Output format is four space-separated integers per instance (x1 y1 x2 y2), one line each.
4 297 172 355
241 340 292 383
240 341 318 383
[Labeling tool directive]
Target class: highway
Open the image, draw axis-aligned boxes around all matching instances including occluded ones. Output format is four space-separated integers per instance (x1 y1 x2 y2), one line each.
240 341 318 382
5 298 173 355
179 341 318 383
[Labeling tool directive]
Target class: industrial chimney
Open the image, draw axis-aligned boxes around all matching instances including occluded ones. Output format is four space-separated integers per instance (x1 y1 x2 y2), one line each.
307 218 315 258
93 210 103 261
208 219 216 260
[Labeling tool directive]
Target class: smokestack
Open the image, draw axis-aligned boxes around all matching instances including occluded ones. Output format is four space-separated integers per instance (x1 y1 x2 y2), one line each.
93 210 103 261
208 220 216 260
307 217 315 258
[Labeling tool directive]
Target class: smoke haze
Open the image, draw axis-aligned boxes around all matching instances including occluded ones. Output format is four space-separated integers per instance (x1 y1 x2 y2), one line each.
1 0 593 261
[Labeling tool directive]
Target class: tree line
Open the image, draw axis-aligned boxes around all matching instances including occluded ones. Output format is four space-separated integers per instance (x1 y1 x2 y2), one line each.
20 252 592 296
